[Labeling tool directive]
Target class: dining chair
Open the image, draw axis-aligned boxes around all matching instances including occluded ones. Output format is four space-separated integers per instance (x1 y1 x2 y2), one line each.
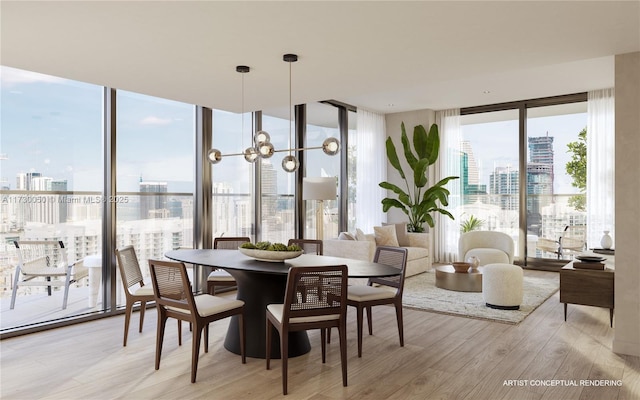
346 246 408 357
149 259 246 383
207 237 250 295
115 245 157 347
287 239 323 302
287 238 323 255
266 265 348 395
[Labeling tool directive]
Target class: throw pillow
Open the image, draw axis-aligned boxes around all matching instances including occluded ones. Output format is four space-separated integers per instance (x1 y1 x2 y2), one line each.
374 225 399 247
338 231 356 240
355 228 367 241
382 222 410 247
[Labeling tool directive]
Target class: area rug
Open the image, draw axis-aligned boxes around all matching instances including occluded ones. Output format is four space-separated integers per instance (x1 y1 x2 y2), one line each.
402 271 559 324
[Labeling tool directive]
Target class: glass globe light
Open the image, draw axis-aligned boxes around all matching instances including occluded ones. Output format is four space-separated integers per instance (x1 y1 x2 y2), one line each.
281 155 299 173
243 147 259 163
254 130 271 145
258 142 275 158
207 148 222 164
322 137 340 156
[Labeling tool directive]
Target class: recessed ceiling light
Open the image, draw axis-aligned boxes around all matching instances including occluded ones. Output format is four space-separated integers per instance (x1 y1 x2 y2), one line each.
482 90 491 94
387 103 395 107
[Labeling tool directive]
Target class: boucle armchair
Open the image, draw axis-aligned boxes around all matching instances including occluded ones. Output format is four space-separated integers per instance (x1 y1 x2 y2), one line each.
458 231 514 265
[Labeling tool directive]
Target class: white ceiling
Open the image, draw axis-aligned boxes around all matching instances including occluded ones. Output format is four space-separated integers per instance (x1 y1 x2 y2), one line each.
2 1 639 115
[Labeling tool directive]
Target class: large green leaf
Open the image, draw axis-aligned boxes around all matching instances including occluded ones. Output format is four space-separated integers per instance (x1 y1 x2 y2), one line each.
385 137 406 179
381 198 409 215
401 123 419 170
426 123 440 165
413 124 429 160
413 159 429 188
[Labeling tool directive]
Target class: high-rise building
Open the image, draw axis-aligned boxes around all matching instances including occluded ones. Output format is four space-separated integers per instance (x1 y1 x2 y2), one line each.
139 179 168 219
527 134 554 224
16 172 42 190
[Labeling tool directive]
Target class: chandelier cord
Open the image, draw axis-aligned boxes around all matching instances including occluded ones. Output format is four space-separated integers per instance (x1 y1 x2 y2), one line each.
288 60 293 157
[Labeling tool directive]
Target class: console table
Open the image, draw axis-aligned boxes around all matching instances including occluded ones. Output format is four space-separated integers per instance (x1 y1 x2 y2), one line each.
560 262 614 327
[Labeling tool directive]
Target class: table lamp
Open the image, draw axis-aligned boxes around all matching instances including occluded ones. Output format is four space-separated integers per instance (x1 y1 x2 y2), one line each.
303 177 337 240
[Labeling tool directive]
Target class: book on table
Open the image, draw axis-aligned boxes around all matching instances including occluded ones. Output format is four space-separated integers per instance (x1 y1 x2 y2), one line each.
573 261 605 270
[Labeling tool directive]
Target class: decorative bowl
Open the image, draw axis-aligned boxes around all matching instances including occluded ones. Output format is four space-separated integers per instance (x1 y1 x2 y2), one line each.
238 247 303 262
452 262 472 273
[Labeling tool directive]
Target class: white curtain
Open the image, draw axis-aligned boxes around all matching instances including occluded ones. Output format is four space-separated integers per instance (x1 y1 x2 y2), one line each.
356 109 387 232
586 88 615 248
434 109 462 263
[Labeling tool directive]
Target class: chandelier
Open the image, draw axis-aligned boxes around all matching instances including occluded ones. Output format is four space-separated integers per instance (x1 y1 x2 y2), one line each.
208 54 341 172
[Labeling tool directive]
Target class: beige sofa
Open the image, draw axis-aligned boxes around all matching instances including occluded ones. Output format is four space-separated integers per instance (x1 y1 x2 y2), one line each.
324 232 431 276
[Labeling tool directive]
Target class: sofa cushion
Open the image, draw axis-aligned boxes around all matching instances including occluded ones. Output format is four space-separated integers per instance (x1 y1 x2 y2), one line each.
406 246 428 261
382 222 410 247
464 248 509 265
374 225 399 247
338 231 356 240
355 228 368 241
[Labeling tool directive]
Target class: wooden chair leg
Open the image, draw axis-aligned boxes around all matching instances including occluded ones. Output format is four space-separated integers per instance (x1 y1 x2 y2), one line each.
281 327 289 395
265 319 272 370
139 301 146 332
204 323 209 353
339 324 348 387
356 306 364 358
191 324 202 383
155 311 167 370
321 328 327 363
395 302 404 347
178 320 182 346
366 306 373 335
239 313 246 364
123 302 133 346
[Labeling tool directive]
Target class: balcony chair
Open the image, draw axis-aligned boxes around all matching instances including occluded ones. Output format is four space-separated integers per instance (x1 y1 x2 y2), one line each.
458 230 515 265
206 236 251 295
149 259 246 383
10 240 88 310
536 225 586 260
266 264 348 395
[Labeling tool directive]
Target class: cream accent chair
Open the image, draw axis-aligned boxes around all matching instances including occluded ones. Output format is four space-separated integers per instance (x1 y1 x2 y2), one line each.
458 231 514 265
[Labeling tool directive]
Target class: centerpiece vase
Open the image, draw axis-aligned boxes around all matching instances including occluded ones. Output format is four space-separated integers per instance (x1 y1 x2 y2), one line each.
467 256 480 273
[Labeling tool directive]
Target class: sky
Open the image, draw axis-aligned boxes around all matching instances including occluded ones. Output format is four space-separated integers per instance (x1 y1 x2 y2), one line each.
2 65 584 196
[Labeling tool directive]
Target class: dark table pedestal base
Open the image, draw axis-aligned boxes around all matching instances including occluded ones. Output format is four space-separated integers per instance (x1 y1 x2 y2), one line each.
223 269 311 359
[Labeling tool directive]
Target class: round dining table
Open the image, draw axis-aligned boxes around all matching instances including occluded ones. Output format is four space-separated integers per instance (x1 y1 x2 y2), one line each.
164 249 400 359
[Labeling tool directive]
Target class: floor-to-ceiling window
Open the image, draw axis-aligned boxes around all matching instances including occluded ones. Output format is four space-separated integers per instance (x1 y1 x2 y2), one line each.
0 66 103 330
526 102 588 260
260 112 295 244
304 102 341 240
459 109 520 256
115 91 195 307
211 110 254 239
459 94 588 266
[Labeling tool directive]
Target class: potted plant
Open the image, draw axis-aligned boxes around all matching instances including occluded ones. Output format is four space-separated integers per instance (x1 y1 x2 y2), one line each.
379 122 458 233
460 214 485 233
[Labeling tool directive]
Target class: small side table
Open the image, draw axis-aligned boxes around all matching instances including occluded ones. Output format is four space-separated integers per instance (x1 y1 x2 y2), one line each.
84 255 102 308
435 265 483 292
560 262 614 327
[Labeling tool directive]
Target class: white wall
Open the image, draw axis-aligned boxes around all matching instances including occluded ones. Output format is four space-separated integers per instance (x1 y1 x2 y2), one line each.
613 51 640 357
383 110 435 225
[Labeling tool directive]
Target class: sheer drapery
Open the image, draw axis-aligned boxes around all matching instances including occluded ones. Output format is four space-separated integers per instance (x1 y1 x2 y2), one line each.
356 109 387 232
586 88 615 248
434 109 461 263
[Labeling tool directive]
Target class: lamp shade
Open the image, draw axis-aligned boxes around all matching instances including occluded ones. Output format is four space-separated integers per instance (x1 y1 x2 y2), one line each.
303 177 336 200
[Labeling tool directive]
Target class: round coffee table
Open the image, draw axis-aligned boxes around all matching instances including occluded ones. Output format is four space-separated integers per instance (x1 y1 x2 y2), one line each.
435 265 483 292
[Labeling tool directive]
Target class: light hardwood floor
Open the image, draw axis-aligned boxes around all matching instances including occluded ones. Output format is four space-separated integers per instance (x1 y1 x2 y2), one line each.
1 270 638 400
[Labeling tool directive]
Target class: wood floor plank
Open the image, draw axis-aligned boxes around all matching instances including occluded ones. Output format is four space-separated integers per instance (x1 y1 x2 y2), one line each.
1 270 639 400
